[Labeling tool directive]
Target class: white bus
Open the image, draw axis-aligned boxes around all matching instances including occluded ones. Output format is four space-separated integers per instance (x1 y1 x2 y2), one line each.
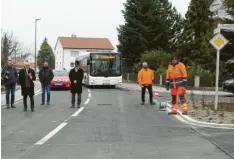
76 52 122 87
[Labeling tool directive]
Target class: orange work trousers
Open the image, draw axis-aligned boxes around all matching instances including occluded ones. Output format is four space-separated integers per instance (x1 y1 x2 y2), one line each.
170 87 188 113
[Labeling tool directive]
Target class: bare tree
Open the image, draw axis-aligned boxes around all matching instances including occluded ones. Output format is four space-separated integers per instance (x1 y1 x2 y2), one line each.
1 32 21 67
19 47 33 58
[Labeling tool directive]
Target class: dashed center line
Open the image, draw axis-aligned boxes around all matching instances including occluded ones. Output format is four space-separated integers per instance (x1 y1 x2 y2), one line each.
84 98 91 105
35 122 67 145
71 107 84 117
34 89 91 146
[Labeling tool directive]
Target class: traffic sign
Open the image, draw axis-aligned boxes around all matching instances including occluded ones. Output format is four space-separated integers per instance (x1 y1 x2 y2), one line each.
209 33 229 51
209 33 229 111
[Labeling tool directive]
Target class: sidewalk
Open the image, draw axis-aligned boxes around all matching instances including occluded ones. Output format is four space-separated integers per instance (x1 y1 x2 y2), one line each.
120 82 233 96
1 85 21 94
1 81 41 106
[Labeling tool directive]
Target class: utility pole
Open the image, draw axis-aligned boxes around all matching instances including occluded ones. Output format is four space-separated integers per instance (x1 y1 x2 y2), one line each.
35 18 41 71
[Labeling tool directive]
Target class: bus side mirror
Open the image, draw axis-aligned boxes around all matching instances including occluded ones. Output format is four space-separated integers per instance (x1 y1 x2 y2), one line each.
87 59 90 65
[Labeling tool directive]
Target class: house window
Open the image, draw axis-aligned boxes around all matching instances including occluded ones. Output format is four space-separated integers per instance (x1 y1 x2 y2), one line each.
71 51 79 57
70 62 75 67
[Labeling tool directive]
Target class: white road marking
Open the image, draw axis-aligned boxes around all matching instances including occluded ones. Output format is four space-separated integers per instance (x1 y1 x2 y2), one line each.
88 93 91 98
71 107 84 117
166 102 234 129
35 122 67 145
84 98 91 105
88 89 91 93
14 88 92 158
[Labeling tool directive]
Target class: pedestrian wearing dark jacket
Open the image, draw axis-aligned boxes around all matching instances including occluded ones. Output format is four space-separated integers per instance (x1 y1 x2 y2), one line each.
39 62 54 105
18 61 36 112
1 60 18 108
69 60 84 108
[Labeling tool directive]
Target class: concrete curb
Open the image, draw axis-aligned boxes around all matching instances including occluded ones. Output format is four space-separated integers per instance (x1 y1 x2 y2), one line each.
117 85 234 129
122 83 233 96
1 89 42 107
166 103 234 129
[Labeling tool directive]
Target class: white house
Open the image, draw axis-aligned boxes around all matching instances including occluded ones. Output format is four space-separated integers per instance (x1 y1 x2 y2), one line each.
54 35 114 71
24 54 35 63
12 54 36 68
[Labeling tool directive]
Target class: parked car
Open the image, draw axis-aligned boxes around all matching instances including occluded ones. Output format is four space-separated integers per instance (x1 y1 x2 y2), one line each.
51 70 71 89
222 78 234 94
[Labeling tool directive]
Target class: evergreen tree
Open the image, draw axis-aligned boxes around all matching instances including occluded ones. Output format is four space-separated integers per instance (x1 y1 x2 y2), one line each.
117 0 182 69
117 0 156 67
1 34 9 67
225 0 234 16
167 6 184 53
176 0 215 70
37 37 54 68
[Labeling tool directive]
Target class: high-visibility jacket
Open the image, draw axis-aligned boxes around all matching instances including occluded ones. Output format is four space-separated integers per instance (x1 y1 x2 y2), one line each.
166 62 188 89
138 68 154 85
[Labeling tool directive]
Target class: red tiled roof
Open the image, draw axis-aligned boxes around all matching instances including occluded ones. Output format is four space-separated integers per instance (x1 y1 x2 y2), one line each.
58 37 114 50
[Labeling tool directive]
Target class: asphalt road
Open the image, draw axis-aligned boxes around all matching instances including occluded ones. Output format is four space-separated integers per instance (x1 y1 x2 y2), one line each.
1 86 234 159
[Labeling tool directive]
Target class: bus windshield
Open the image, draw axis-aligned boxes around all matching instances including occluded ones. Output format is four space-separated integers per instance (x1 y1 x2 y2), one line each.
89 54 121 77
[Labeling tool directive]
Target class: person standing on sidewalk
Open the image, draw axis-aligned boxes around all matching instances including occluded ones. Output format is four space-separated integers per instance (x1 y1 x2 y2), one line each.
137 62 155 105
69 60 84 108
39 62 54 105
1 60 18 109
18 61 36 112
165 57 188 115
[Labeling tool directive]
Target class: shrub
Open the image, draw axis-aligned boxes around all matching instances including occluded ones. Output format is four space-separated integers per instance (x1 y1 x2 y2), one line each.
156 67 167 75
141 50 171 70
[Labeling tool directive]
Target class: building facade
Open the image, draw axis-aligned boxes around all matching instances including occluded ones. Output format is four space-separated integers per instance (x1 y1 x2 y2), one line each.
54 36 114 71
12 54 36 69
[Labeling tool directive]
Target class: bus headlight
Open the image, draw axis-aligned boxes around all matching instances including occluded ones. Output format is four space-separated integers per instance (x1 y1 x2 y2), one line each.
90 79 95 84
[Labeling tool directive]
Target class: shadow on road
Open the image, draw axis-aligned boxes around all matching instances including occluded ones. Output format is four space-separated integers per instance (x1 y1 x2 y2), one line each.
51 88 70 91
85 85 116 89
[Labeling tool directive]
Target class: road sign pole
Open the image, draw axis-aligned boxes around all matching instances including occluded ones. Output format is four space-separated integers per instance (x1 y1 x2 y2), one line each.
214 50 220 111
209 33 229 111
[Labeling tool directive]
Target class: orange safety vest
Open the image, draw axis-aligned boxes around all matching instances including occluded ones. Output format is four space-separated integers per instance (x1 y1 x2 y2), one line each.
138 68 154 85
166 62 187 88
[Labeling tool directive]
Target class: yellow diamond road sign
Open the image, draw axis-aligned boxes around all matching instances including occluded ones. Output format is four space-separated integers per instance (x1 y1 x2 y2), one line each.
210 33 229 51
214 37 224 47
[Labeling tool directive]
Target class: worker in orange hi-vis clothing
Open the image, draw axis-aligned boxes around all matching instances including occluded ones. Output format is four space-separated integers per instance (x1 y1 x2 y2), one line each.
165 57 188 115
138 62 155 105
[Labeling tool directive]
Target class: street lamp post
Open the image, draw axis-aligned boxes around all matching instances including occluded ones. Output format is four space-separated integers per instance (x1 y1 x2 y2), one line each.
35 18 41 72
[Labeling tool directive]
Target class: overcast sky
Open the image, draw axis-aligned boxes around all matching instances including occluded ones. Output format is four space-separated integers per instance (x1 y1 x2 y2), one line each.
2 0 190 53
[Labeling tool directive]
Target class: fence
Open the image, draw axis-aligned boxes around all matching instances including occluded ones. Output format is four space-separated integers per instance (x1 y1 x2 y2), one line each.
123 73 229 88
